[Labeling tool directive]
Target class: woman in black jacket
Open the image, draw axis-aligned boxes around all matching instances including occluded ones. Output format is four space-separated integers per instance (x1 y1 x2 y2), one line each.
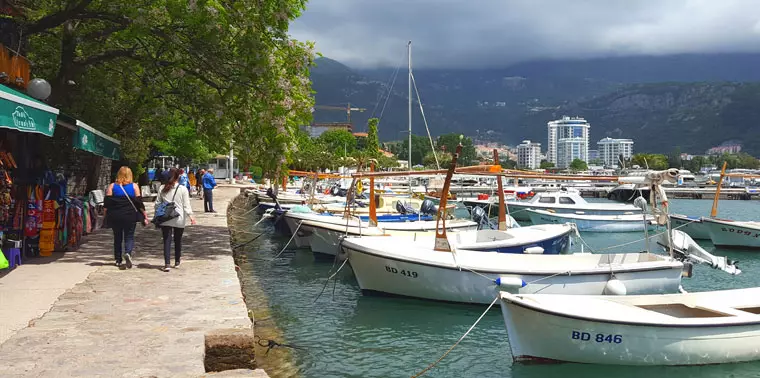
104 166 149 268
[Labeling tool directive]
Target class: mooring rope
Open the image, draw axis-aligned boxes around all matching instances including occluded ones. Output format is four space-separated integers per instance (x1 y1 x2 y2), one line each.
313 257 350 304
254 335 303 355
231 233 265 249
411 296 500 378
274 220 303 259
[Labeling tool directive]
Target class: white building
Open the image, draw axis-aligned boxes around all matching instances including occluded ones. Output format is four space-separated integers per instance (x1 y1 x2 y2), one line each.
597 137 634 167
547 116 590 169
516 140 541 169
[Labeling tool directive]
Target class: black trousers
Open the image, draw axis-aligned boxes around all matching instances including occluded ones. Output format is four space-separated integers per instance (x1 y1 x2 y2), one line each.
161 226 185 266
203 189 214 212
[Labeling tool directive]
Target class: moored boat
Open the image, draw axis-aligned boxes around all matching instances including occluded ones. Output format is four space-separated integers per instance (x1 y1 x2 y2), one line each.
702 217 760 249
498 288 760 365
507 191 641 221
342 238 684 304
526 209 657 233
668 214 710 240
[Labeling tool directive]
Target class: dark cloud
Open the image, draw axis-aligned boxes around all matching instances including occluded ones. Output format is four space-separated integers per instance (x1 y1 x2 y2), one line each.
290 0 760 68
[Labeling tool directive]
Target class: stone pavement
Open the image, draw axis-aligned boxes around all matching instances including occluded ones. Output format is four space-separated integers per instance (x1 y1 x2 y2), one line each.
0 187 267 377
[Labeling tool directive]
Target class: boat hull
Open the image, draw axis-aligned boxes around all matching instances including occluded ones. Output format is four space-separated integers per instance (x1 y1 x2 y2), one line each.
500 298 760 365
527 211 656 233
343 246 683 304
508 203 641 222
283 215 313 248
669 215 710 240
704 218 760 248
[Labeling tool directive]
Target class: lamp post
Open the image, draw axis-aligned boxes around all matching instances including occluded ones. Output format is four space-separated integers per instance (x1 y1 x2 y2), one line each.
27 78 52 101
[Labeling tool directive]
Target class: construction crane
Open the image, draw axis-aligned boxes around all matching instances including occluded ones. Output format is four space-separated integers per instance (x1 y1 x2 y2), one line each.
314 103 366 123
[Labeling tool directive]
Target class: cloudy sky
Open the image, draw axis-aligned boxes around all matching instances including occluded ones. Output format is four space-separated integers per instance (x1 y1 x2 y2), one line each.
290 0 760 68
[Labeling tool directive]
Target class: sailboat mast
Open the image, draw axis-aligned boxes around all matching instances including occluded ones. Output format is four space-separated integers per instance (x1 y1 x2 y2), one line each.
407 40 412 174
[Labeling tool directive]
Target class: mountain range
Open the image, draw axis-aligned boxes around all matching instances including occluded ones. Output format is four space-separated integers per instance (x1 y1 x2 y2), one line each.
309 54 760 155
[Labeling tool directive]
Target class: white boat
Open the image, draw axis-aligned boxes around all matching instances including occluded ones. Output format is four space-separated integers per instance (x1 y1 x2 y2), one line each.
668 214 711 240
507 191 642 221
526 209 657 233
281 208 478 251
498 288 760 366
342 236 684 304
606 183 651 203
703 217 760 249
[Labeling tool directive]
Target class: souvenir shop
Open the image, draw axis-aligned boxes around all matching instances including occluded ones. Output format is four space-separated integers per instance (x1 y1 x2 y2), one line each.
0 84 121 270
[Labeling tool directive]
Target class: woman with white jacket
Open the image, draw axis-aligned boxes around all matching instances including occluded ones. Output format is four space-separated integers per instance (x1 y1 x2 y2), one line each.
155 168 196 272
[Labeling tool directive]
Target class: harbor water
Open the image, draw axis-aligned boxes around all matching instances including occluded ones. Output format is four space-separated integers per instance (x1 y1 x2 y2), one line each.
234 199 760 378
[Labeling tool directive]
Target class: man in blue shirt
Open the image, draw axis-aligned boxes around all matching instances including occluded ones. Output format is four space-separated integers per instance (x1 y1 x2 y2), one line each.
202 168 218 213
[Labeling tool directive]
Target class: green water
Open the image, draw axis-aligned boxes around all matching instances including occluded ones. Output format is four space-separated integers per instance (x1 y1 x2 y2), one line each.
236 199 760 378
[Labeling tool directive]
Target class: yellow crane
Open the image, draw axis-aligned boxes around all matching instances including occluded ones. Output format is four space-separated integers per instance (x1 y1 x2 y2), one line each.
314 103 366 123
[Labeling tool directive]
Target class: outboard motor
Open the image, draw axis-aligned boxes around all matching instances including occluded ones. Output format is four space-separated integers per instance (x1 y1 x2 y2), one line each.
471 206 494 230
395 200 407 215
419 199 438 216
266 188 282 211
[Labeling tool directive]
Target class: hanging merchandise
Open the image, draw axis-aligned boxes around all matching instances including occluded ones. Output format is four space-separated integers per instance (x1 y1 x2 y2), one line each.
24 185 42 257
0 248 8 270
39 195 56 256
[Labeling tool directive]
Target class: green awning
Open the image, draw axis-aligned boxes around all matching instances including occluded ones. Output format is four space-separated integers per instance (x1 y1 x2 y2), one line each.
73 120 121 160
0 84 59 137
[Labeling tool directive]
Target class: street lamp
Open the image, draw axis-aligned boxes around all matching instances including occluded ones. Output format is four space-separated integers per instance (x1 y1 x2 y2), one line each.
27 78 52 100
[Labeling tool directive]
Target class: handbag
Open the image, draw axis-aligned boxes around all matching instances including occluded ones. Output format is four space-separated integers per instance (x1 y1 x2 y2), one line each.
152 185 181 225
120 184 145 224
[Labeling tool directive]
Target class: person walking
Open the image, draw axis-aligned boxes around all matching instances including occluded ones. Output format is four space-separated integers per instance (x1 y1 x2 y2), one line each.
179 168 191 192
195 169 205 199
104 166 148 268
155 168 195 272
202 168 217 213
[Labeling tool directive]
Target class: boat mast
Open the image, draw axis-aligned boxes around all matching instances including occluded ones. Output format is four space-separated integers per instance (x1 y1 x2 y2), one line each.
407 40 412 181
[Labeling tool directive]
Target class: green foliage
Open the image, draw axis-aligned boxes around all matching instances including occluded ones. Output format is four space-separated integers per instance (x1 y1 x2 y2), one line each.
151 118 213 163
365 118 380 157
317 129 356 158
631 154 669 170
588 158 604 166
17 0 314 178
709 153 760 170
436 134 476 166
569 159 588 172
540 160 555 169
387 135 433 166
375 154 400 169
424 151 452 169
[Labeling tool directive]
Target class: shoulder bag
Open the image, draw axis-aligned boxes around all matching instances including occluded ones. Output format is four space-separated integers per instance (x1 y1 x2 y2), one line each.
120 184 146 223
152 185 181 225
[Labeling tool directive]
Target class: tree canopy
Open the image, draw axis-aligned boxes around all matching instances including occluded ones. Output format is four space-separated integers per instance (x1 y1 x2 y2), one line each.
15 0 314 177
569 159 588 172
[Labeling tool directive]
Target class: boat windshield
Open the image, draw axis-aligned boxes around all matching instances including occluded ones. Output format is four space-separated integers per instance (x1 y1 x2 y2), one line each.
538 197 556 204
559 197 576 204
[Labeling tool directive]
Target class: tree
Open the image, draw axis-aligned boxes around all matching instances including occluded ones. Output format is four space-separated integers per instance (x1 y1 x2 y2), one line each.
435 133 476 166
16 1 315 179
365 118 380 157
423 151 452 169
588 158 604 166
318 129 356 158
151 117 213 164
389 134 432 166
540 160 555 169
569 159 588 172
631 154 669 170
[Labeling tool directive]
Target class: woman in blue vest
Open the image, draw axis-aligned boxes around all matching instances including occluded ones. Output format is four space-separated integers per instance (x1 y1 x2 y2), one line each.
104 166 149 268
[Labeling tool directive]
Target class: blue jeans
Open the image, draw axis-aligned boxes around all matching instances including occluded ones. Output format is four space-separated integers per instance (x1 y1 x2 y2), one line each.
204 189 214 212
112 221 136 263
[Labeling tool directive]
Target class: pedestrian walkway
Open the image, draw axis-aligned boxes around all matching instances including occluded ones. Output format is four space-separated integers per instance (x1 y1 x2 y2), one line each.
0 187 266 377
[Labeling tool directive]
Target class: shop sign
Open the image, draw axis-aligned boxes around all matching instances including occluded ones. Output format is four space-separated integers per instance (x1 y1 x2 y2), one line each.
0 84 58 136
73 120 121 160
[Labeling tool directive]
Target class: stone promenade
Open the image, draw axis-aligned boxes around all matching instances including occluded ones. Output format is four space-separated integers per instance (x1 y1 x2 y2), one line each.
0 187 267 377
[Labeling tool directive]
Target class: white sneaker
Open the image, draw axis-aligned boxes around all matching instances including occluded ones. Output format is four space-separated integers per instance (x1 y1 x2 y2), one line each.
162 265 171 272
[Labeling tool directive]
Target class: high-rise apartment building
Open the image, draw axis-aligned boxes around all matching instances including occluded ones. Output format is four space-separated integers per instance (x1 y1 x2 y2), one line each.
597 137 634 167
547 116 590 169
516 140 541 169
